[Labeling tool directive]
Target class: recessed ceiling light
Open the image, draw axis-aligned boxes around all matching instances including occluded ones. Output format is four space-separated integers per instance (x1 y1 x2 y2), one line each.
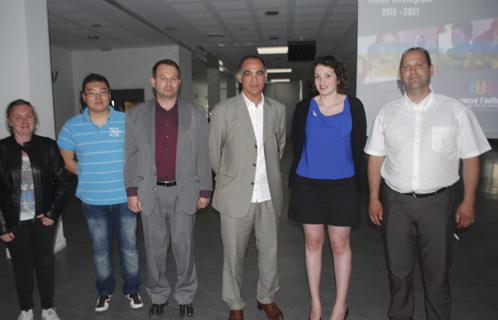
267 68 292 74
257 46 288 54
87 34 99 40
270 78 290 83
265 10 279 16
206 33 225 38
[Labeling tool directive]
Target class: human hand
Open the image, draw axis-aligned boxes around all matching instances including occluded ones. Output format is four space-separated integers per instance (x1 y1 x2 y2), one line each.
0 232 14 242
36 214 55 226
369 199 384 226
128 196 142 213
455 200 475 229
197 197 210 210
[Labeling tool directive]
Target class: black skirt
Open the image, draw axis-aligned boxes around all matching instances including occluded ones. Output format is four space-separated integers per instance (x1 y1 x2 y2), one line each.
288 174 360 226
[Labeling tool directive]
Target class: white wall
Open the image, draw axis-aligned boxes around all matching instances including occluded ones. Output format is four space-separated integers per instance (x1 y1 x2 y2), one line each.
50 46 75 135
192 79 208 109
264 81 301 135
72 45 180 106
0 0 55 138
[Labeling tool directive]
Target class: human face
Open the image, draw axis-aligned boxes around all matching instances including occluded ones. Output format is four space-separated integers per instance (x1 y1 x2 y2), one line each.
82 81 111 113
8 104 35 139
237 58 267 102
151 64 181 101
314 64 339 96
399 50 433 92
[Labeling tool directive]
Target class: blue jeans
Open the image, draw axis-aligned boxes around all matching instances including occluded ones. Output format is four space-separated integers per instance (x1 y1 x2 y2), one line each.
82 202 141 296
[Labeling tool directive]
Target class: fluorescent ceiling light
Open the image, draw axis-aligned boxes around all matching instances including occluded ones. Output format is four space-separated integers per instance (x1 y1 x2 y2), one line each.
270 78 290 83
267 68 292 74
257 46 288 54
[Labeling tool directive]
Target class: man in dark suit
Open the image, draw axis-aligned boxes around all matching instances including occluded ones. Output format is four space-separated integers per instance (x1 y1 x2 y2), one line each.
125 59 211 318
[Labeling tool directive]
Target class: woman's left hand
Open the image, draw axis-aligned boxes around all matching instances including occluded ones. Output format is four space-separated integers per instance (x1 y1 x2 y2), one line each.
36 214 55 226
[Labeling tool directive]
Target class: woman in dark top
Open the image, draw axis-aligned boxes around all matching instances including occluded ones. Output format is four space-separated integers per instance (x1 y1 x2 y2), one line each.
0 99 67 320
289 56 366 320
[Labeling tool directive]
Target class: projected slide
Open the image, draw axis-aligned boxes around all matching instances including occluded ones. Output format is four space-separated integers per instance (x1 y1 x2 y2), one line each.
357 0 498 137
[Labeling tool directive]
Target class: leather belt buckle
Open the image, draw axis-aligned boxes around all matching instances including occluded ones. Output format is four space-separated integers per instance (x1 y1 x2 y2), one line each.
405 186 448 199
156 180 177 187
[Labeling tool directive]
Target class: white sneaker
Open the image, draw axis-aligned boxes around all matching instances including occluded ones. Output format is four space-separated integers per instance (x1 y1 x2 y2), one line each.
42 308 61 320
17 309 34 320
95 295 112 312
126 292 144 309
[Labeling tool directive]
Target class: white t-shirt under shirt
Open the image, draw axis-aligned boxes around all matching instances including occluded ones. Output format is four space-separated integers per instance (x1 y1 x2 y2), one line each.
365 92 491 194
20 155 35 221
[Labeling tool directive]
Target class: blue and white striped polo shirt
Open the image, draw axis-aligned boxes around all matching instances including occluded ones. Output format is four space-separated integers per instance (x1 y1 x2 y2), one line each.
57 107 127 205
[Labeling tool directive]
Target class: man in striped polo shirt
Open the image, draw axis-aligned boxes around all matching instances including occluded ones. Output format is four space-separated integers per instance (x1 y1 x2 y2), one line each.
57 74 143 313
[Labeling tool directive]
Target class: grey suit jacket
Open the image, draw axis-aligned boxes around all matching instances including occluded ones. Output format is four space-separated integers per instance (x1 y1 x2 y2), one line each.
209 94 286 218
125 99 212 216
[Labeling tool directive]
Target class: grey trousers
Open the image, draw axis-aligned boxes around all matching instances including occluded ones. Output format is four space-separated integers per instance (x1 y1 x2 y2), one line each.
381 183 457 320
141 185 197 305
220 200 280 310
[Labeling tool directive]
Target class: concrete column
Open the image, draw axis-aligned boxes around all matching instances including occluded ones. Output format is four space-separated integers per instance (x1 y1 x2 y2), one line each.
0 0 55 138
226 75 237 98
178 46 193 101
207 68 220 111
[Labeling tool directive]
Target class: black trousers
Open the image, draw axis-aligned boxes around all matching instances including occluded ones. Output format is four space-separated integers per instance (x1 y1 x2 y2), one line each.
381 184 457 320
6 219 57 311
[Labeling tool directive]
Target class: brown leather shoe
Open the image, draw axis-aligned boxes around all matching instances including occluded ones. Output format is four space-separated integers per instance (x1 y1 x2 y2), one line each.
228 309 244 320
257 301 284 320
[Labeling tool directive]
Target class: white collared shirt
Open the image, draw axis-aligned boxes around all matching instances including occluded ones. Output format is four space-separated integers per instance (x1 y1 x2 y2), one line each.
242 92 272 202
365 92 491 193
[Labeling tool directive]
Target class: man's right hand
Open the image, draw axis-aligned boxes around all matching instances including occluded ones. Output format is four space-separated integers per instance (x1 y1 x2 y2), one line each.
369 199 384 226
128 196 143 213
0 232 15 242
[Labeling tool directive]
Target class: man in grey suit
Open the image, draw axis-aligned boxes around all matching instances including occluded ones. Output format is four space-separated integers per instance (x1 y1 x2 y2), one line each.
209 55 286 320
125 59 211 318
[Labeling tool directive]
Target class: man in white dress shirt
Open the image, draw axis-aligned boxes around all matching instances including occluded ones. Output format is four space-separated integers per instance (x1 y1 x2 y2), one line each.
365 47 490 320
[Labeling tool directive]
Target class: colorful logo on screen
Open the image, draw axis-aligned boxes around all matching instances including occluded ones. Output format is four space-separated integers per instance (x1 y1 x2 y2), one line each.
469 80 487 95
469 80 498 95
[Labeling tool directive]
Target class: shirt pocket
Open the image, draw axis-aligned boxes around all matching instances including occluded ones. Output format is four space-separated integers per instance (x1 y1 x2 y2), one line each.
431 126 455 153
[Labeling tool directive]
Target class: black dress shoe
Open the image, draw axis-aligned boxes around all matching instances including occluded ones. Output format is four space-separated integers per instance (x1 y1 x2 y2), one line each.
149 303 167 316
179 303 194 318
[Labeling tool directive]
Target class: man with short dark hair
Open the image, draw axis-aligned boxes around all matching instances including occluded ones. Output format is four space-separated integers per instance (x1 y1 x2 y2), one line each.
125 59 211 318
209 55 286 320
58 73 143 313
365 47 491 320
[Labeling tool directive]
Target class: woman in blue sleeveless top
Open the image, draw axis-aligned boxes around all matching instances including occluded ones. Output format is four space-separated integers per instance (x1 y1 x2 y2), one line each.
289 56 367 320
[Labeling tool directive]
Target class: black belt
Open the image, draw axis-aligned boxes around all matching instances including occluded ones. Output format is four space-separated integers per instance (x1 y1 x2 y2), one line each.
402 187 448 199
156 180 177 187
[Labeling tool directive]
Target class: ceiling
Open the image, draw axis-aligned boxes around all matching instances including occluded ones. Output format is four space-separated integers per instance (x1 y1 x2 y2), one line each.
47 0 358 80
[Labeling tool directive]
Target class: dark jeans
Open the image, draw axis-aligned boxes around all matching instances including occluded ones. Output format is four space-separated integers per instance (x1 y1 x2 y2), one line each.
82 202 141 296
6 219 56 311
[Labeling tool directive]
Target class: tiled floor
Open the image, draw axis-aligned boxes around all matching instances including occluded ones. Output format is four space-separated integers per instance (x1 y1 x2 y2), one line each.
1 142 497 319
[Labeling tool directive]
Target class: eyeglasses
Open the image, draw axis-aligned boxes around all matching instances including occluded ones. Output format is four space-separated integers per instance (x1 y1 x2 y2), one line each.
84 90 110 98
